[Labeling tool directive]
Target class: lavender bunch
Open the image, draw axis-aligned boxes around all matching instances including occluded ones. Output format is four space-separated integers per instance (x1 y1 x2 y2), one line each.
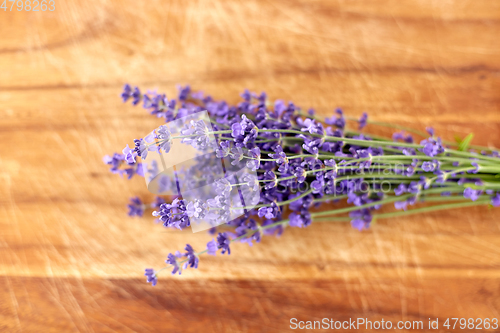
104 84 500 286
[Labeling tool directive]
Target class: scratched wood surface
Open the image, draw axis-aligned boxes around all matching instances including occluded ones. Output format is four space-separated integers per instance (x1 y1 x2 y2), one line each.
1 1 500 332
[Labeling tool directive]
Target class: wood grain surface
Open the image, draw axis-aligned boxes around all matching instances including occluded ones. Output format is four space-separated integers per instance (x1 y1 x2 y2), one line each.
1 1 500 332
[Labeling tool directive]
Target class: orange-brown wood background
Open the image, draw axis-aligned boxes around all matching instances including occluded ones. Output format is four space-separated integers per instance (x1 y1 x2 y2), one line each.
1 1 500 332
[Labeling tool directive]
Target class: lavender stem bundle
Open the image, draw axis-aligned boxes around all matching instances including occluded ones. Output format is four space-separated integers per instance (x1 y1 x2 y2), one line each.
104 84 500 286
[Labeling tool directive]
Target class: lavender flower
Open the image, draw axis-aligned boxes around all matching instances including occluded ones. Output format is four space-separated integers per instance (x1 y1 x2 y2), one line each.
246 147 261 171
166 253 181 275
311 177 325 194
178 85 191 101
122 144 136 164
350 210 372 231
422 161 435 172
106 83 500 285
269 145 287 164
216 141 231 158
325 108 345 129
492 193 500 207
257 202 280 219
263 171 277 190
395 184 407 196
214 178 232 196
301 119 322 135
294 167 307 183
144 269 158 286
217 232 231 255
242 174 259 192
156 125 172 153
420 137 445 157
128 197 145 217
186 199 207 219
464 188 481 201
184 244 199 269
230 146 244 166
395 200 408 211
231 122 244 138
131 87 141 105
121 84 132 103
181 120 211 150
134 138 148 159
289 211 312 228
358 112 368 130
241 89 251 102
206 239 218 255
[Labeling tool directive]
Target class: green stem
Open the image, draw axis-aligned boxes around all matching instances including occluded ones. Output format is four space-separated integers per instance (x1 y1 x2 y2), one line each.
371 199 491 219
309 186 466 218
312 199 492 223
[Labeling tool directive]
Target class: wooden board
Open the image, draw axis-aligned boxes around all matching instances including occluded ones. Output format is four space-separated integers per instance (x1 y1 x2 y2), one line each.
1 1 500 332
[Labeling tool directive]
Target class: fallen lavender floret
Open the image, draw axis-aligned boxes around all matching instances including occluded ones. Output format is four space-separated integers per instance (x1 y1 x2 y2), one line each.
104 84 500 285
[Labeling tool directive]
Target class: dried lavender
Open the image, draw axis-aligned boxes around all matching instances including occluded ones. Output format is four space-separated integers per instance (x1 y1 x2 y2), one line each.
104 84 500 285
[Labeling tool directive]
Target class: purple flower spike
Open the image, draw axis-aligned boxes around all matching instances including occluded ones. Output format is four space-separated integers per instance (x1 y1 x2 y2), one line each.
325 108 346 129
216 141 231 158
231 122 244 138
257 92 267 104
241 89 251 102
293 167 307 183
420 136 444 157
258 202 280 219
230 146 244 166
144 269 158 286
128 197 145 217
393 131 404 141
184 244 199 269
181 120 211 150
246 147 261 171
206 239 218 255
242 173 259 192
269 145 288 164
122 144 136 164
350 210 372 231
186 199 207 219
166 253 181 275
394 200 408 211
121 84 132 103
395 184 407 196
492 193 500 207
178 85 191 101
131 87 141 105
311 178 325 194
215 178 232 196
289 211 312 228
301 118 322 135
422 161 435 172
404 135 414 143
217 232 231 255
358 112 368 130
263 171 277 189
156 125 172 153
134 138 148 159
351 218 370 231
464 188 481 202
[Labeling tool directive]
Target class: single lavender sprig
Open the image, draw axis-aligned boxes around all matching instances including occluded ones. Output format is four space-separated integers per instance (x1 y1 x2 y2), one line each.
106 84 500 286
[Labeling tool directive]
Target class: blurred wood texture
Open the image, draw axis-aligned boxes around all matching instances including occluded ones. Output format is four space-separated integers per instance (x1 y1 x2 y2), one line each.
1 1 500 332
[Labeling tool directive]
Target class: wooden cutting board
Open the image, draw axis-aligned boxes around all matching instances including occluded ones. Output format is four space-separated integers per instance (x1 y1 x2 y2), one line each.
1 1 499 332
